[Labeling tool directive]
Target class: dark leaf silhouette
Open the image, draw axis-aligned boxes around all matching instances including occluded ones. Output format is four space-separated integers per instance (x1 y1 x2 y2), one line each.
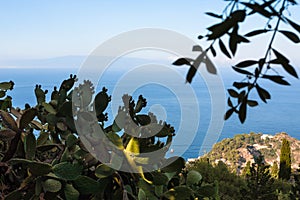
272 49 289 63
186 52 206 83
173 58 193 66
256 84 271 103
219 39 231 58
227 97 233 107
232 66 253 75
262 75 290 85
286 18 300 34
239 97 247 123
229 26 239 56
210 45 216 57
228 89 239 97
235 60 258 68
224 108 234 120
271 50 298 78
245 29 269 37
242 2 274 18
233 82 249 89
279 30 300 43
281 63 298 78
207 10 245 40
287 0 297 5
186 72 196 83
205 12 222 18
247 100 258 107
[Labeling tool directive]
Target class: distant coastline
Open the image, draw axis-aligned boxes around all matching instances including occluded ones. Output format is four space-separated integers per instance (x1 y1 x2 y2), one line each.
1 66 300 160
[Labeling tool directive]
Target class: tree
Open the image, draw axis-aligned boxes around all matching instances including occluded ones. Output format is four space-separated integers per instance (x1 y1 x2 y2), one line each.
187 159 247 200
279 138 292 180
290 165 300 199
243 155 277 199
173 0 300 123
271 161 279 179
242 161 251 177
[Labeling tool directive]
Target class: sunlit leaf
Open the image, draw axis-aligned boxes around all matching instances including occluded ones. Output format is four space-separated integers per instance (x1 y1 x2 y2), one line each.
126 137 139 154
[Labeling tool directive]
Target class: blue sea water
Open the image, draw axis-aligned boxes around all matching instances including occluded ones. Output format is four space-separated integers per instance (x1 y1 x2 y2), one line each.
1 64 300 159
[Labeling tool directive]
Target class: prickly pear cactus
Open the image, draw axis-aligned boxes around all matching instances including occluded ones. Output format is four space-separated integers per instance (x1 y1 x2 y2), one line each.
0 75 216 200
0 81 14 111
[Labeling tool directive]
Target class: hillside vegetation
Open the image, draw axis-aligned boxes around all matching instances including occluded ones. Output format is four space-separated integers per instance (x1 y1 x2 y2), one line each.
201 132 300 171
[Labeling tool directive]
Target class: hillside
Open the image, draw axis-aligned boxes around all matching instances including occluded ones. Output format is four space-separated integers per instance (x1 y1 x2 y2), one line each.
199 132 300 171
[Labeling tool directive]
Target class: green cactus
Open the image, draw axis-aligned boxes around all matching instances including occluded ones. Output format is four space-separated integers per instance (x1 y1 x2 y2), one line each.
1 75 221 199
34 85 48 105
42 178 62 193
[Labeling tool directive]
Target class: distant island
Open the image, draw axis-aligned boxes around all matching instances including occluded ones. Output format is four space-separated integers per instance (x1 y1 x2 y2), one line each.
189 132 300 172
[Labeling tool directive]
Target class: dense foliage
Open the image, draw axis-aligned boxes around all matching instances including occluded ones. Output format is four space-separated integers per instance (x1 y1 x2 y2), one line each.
279 138 292 180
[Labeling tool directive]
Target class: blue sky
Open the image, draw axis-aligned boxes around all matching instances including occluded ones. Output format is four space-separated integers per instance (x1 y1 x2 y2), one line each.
0 0 299 65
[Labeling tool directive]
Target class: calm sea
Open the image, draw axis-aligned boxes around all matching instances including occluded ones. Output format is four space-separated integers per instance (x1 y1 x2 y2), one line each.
1 64 300 159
